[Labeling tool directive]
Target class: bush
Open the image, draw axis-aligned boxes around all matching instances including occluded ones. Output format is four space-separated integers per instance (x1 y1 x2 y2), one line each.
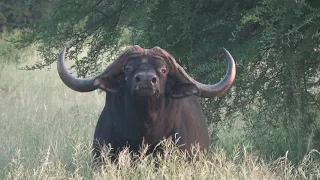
0 30 21 64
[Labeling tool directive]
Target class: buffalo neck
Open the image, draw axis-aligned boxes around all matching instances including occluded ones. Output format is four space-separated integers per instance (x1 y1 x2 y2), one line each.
124 94 164 124
123 94 172 144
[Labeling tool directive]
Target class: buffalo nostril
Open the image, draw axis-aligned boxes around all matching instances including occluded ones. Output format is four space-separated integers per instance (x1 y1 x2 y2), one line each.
135 76 141 83
151 77 157 84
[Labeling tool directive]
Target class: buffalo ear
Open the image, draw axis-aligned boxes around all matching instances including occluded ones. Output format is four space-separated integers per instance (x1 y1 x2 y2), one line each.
169 83 199 99
93 77 121 93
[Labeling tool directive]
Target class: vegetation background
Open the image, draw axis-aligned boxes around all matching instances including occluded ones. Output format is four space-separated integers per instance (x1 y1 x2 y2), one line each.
0 0 320 179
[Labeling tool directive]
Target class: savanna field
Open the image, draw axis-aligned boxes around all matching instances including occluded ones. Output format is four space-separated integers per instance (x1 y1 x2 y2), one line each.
0 33 319 179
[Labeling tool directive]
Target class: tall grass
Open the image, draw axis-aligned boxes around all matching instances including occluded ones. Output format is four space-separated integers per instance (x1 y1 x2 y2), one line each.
0 45 319 179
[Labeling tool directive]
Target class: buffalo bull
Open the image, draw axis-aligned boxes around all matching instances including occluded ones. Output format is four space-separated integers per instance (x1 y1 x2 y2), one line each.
57 45 236 161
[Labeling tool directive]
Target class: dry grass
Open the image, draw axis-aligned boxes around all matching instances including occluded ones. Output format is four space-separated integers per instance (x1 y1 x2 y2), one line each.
0 48 319 180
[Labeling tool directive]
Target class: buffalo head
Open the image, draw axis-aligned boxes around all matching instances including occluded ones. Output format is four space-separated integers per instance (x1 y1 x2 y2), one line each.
57 45 236 99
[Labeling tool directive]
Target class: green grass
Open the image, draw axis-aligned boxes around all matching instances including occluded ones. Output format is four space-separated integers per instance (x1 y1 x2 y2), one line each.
0 47 319 179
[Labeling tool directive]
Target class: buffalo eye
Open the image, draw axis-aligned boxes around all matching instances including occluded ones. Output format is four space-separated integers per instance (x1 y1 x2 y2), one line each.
161 69 167 74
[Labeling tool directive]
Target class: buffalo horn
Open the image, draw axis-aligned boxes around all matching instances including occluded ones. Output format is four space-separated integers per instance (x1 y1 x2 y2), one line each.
168 48 236 98
57 47 130 92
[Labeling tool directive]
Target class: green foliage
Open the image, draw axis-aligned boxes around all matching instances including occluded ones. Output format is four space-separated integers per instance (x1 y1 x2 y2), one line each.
19 0 133 76
0 0 54 30
231 0 320 163
0 12 6 24
0 30 22 64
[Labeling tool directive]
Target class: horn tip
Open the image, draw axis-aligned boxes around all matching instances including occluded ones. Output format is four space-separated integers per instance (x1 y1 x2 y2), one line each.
222 48 234 59
59 47 67 58
222 47 229 53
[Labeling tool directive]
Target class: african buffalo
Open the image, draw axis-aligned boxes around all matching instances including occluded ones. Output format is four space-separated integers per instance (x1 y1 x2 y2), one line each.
57 45 236 161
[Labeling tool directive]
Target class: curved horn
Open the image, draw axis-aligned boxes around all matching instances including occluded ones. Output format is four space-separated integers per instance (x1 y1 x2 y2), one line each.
197 48 236 97
167 48 236 98
57 46 136 92
57 47 98 92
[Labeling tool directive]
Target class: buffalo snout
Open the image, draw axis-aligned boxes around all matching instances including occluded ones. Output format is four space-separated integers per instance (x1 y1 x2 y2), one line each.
132 72 158 97
134 72 157 84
